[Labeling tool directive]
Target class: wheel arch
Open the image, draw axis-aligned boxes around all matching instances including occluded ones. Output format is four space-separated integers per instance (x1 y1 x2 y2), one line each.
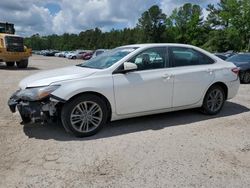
207 82 228 100
64 91 112 122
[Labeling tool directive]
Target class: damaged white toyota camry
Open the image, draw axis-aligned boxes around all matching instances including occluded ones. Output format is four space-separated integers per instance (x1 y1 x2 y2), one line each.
8 44 240 137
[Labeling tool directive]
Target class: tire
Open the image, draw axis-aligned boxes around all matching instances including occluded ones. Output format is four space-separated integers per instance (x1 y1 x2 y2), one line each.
20 112 31 123
241 71 250 84
61 94 108 137
201 85 225 115
72 56 76 59
6 62 15 67
16 59 28 68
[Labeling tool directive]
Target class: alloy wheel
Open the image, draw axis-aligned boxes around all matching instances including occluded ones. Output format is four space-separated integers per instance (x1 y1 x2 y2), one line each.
206 89 224 112
70 101 103 133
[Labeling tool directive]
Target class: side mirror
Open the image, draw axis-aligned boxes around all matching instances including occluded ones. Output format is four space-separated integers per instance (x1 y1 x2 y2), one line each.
123 62 137 72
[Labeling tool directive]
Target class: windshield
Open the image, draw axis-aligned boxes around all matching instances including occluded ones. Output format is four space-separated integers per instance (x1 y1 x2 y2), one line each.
77 47 137 69
227 54 250 62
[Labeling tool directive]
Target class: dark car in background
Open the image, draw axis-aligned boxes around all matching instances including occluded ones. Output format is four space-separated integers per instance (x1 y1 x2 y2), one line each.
214 53 228 60
226 53 250 83
43 50 59 56
82 51 93 60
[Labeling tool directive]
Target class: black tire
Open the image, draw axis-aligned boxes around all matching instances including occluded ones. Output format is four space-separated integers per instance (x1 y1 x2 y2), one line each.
61 94 108 137
241 71 250 84
201 85 225 115
6 62 15 67
16 59 28 68
20 112 31 123
72 56 76 59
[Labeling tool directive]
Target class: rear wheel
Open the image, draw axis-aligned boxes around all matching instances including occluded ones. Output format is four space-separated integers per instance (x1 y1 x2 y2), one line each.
61 94 108 137
6 62 15 67
242 71 250 84
201 85 225 115
16 59 28 68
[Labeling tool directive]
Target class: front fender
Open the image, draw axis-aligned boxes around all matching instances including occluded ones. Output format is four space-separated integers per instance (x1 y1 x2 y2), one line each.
51 76 116 113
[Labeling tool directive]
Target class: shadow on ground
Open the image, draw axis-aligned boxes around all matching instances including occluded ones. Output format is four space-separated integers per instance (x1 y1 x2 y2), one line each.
0 64 39 71
23 101 249 141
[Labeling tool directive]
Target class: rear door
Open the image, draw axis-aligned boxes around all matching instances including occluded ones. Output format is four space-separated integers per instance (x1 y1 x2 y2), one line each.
168 47 215 107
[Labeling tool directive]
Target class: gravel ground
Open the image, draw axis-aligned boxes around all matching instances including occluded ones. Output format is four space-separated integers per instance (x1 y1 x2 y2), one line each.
0 55 250 188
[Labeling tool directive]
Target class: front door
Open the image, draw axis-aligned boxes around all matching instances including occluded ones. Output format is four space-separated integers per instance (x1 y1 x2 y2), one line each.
113 47 174 115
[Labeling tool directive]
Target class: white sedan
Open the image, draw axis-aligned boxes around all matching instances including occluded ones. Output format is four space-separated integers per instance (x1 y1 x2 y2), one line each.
8 44 240 137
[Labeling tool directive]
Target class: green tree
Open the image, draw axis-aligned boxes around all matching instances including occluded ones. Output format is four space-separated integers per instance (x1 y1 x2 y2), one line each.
137 5 166 42
170 3 204 45
206 0 250 51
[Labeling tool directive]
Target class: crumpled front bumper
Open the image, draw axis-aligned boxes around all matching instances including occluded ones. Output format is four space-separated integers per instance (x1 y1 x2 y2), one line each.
8 90 20 113
8 90 59 123
8 97 18 113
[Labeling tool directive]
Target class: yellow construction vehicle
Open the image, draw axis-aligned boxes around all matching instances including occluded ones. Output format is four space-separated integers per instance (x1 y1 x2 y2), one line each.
0 22 32 68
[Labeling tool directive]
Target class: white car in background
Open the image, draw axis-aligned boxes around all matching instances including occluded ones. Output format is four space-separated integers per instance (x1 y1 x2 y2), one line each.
8 44 240 137
67 51 87 59
91 49 107 59
55 51 69 57
65 51 75 59
54 52 61 57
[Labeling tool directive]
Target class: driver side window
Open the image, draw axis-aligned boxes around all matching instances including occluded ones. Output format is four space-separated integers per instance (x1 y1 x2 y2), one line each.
129 47 167 71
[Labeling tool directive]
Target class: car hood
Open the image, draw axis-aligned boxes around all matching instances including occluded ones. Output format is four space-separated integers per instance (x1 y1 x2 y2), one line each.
19 66 97 89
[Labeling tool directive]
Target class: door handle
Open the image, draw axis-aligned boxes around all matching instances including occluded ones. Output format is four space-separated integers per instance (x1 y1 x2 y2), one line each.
207 69 213 74
162 74 172 79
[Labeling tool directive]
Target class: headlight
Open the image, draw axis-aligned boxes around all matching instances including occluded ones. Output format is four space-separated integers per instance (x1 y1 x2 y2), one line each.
17 85 60 101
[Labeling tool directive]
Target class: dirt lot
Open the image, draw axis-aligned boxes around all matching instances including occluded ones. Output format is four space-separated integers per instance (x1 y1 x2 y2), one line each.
0 55 250 188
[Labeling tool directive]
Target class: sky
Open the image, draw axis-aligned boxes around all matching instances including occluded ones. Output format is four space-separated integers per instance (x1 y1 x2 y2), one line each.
0 0 220 36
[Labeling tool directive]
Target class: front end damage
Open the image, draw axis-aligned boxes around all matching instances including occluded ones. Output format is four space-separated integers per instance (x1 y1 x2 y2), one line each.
8 86 64 123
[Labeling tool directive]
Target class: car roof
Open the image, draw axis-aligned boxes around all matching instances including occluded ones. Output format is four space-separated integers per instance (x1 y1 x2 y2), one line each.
120 43 200 49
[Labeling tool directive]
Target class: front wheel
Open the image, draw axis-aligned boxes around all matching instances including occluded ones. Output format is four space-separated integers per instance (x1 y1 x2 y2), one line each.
19 112 31 123
201 85 225 115
6 62 15 67
61 94 108 137
16 59 28 68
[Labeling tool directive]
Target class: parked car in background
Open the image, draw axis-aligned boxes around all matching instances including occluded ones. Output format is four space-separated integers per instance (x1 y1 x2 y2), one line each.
224 50 237 58
39 50 48 55
65 51 75 59
43 50 59 56
214 53 228 60
75 51 87 59
91 49 107 59
82 51 93 60
55 52 62 57
226 53 250 83
68 51 87 59
55 51 71 58
8 43 240 137
66 51 76 59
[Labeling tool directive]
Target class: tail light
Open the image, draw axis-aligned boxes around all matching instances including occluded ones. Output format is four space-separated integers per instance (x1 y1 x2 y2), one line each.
231 67 240 75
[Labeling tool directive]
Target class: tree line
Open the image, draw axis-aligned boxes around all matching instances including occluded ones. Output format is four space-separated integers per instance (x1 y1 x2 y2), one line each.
24 0 250 52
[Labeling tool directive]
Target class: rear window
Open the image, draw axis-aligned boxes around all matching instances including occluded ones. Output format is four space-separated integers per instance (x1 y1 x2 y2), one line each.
169 47 214 67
